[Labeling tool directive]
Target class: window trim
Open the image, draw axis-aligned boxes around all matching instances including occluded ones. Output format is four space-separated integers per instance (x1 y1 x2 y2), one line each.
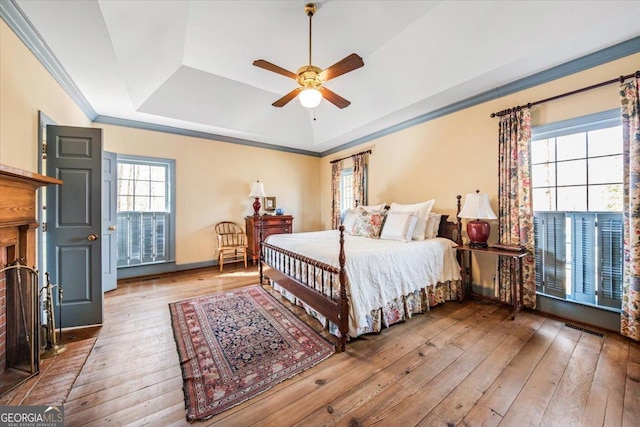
116 154 176 273
532 108 620 141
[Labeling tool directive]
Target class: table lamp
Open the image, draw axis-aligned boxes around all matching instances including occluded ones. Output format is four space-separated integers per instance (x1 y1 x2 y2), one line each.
458 190 497 248
248 181 266 216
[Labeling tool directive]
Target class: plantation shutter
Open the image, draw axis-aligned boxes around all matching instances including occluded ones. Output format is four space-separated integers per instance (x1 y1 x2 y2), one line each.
598 213 623 308
117 212 168 266
141 213 154 263
572 213 596 304
117 214 130 267
154 213 168 262
535 212 566 298
129 212 142 265
534 216 544 290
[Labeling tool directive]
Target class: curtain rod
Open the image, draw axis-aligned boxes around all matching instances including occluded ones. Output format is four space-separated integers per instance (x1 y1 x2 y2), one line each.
329 149 372 164
490 70 640 118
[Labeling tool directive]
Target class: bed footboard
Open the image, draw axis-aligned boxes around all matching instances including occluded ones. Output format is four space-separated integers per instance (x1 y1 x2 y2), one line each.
260 223 348 351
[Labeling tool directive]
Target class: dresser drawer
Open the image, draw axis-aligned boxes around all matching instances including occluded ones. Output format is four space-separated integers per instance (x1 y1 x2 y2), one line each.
245 215 294 263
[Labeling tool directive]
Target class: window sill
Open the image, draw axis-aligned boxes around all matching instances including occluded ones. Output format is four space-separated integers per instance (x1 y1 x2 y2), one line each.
117 261 176 280
536 291 621 313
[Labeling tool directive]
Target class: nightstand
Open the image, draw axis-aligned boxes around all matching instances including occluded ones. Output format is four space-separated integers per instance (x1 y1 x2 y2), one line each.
245 215 293 264
456 244 529 319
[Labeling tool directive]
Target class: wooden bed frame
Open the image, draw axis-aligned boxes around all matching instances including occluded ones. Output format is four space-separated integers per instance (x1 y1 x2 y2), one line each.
259 197 463 351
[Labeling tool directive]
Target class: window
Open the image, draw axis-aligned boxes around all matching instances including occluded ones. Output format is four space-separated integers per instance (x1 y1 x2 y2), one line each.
117 156 175 267
532 110 623 310
340 168 354 213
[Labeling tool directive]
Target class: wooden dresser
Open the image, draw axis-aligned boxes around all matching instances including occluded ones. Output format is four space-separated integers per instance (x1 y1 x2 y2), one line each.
245 215 293 263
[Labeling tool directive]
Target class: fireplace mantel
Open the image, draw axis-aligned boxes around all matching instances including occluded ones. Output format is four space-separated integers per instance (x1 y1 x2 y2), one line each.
0 164 62 264
0 164 62 226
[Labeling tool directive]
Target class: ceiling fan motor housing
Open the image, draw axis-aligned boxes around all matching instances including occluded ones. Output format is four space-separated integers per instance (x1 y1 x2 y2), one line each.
297 65 323 89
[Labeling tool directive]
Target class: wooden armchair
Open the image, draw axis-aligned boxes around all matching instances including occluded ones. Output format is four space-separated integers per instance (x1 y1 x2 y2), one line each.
215 221 248 271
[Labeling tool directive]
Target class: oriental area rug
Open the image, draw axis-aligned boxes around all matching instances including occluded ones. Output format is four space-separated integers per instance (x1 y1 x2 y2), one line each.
169 285 335 421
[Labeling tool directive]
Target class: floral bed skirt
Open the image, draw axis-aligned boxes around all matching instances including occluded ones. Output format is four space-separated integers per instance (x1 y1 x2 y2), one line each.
270 279 462 338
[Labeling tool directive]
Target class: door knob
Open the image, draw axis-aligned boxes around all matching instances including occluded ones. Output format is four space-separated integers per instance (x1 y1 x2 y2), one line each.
108 225 117 231
87 234 99 241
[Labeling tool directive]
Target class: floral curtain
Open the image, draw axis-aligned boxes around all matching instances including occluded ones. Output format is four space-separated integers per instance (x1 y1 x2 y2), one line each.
497 108 536 309
352 152 367 207
331 160 342 229
620 76 640 341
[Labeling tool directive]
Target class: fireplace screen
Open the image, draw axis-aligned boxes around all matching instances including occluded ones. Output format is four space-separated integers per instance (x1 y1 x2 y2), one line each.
0 263 39 396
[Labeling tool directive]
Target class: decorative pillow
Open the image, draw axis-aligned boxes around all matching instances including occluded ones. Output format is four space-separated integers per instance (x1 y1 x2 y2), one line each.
359 203 387 213
351 210 387 238
425 213 443 239
380 211 418 242
389 199 435 240
341 207 362 232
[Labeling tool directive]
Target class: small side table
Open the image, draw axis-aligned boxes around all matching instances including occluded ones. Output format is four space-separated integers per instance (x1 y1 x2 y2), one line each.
457 244 529 319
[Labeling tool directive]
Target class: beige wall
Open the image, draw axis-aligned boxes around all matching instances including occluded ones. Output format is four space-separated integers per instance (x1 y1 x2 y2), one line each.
321 52 640 288
0 19 321 267
101 124 321 265
0 20 91 171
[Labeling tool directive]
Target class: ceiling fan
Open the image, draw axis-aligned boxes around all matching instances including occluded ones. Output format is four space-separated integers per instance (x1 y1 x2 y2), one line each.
253 3 364 109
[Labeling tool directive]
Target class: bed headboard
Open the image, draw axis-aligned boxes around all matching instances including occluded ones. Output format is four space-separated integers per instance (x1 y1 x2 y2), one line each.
436 195 463 245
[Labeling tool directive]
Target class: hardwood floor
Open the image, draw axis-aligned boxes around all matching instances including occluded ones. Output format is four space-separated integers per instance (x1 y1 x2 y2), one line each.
61 265 640 426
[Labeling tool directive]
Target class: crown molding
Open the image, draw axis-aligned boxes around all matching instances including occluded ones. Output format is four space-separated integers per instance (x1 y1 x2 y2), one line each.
321 35 640 157
0 0 97 119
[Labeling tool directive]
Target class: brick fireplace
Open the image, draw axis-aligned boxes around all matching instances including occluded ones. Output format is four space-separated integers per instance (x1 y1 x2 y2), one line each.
0 164 61 396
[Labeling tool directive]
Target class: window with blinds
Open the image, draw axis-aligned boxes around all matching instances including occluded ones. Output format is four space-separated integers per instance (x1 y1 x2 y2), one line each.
117 157 173 268
532 110 623 310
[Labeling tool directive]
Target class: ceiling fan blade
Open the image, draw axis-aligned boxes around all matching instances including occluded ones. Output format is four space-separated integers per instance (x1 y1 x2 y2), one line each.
272 88 301 107
253 60 297 80
320 87 351 109
318 53 364 82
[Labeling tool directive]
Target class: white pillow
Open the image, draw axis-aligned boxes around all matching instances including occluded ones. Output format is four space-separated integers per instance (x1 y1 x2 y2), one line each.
380 211 418 242
359 203 387 213
425 213 443 239
389 199 435 240
342 207 362 232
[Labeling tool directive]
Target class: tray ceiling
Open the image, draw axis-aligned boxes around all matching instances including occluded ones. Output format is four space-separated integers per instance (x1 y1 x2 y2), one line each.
13 0 640 154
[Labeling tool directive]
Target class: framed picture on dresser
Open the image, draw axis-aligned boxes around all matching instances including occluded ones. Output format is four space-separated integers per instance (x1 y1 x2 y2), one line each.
264 197 276 211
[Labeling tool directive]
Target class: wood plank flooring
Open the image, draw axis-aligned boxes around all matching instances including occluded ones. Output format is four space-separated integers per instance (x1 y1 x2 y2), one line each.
59 265 640 426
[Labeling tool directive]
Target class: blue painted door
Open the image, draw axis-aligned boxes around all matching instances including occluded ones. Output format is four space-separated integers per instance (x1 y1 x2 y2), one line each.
46 125 103 327
102 151 117 292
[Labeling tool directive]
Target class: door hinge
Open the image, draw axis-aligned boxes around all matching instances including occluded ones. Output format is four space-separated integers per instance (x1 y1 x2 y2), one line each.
42 222 48 232
42 143 47 159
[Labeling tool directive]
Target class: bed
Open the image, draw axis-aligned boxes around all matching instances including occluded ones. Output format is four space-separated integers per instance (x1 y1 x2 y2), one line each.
259 197 463 351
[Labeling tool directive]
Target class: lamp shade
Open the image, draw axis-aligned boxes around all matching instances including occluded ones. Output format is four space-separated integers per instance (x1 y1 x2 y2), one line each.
248 181 266 198
298 88 322 108
458 191 497 248
458 192 497 220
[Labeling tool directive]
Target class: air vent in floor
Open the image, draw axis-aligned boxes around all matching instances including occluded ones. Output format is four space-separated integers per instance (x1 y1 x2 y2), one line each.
565 323 604 338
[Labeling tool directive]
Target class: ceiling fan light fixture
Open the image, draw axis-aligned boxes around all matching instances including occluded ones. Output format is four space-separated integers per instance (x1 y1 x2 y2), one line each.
298 88 322 108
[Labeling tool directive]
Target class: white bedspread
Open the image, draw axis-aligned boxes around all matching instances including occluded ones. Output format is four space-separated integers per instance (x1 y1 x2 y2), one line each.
265 230 461 332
